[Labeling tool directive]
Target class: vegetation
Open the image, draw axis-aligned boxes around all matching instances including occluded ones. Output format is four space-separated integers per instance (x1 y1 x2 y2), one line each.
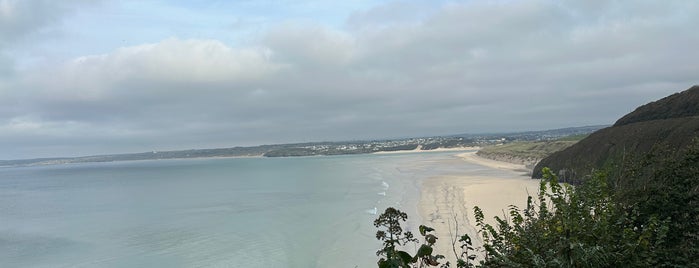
535 86 699 183
476 169 666 267
614 85 699 126
611 141 699 265
476 137 583 166
555 134 589 142
375 139 699 267
374 207 476 268
534 117 699 183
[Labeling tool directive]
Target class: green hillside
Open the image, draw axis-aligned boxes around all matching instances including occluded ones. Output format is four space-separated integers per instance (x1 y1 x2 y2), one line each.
533 85 699 183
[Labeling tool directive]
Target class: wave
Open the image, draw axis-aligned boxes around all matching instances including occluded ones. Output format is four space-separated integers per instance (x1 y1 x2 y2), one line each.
366 207 378 215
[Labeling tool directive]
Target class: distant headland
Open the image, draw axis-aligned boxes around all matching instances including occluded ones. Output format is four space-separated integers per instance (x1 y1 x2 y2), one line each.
0 126 605 167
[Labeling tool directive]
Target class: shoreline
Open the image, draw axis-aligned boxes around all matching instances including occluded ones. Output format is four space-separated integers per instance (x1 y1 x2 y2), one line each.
418 151 540 263
6 147 479 168
372 146 481 155
454 151 529 172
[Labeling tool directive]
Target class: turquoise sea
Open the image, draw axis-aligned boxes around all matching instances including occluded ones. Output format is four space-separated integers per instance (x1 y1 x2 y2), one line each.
0 151 477 267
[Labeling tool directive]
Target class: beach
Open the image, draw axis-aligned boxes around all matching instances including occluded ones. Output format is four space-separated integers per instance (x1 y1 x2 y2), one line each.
372 146 482 155
418 151 541 263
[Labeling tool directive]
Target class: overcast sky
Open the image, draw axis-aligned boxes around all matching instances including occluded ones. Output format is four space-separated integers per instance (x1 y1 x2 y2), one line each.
1 0 697 159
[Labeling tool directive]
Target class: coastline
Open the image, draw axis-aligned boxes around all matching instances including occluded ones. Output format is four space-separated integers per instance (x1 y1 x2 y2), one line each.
454 151 529 172
418 151 540 263
372 146 481 155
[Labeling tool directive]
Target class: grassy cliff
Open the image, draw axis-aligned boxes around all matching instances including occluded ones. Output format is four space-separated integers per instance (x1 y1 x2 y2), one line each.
533 85 699 183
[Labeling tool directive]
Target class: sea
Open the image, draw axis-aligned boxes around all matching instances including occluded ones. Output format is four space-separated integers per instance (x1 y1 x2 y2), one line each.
0 151 478 267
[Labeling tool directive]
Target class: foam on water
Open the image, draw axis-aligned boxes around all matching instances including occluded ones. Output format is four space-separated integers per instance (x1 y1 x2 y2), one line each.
381 181 390 190
366 207 378 215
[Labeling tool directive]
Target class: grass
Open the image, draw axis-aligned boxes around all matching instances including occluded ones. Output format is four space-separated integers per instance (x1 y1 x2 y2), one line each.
478 135 587 161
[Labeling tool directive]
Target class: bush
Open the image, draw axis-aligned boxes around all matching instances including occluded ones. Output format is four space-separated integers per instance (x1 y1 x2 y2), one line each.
474 168 671 267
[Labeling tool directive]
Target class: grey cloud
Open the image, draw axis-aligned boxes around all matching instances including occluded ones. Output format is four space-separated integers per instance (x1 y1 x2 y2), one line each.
0 0 101 94
0 0 97 46
346 1 434 30
0 0 63 45
0 52 13 76
262 23 355 67
1 0 699 159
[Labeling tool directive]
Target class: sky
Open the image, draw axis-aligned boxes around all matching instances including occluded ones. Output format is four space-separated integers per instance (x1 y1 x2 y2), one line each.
1 0 697 159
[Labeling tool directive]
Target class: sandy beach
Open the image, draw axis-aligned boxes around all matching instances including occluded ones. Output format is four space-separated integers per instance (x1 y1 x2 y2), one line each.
418 151 541 263
372 146 481 155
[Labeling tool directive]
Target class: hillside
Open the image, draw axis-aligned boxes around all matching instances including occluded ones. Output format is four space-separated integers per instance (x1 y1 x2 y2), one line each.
614 85 699 126
533 85 699 183
476 137 584 168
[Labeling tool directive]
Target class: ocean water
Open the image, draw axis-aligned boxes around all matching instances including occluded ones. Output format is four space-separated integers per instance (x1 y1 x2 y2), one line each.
0 151 477 267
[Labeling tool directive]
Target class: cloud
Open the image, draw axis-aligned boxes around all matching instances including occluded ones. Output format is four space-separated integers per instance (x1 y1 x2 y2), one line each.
58 38 279 89
1 0 698 159
0 0 101 82
0 0 60 45
0 0 95 46
14 38 283 124
262 22 355 67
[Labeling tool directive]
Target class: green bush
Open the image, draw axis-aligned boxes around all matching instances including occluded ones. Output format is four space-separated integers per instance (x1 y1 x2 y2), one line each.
474 168 671 267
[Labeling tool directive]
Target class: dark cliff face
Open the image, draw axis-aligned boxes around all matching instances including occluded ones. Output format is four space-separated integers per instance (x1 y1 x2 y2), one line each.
533 85 699 183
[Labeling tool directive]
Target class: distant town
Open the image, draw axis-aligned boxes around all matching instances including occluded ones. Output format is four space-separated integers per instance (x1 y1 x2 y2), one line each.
0 125 606 167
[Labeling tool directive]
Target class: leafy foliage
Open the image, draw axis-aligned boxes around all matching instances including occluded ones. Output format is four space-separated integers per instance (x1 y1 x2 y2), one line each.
475 139 698 267
374 207 477 268
611 139 699 266
453 234 477 268
374 207 418 268
474 168 673 267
